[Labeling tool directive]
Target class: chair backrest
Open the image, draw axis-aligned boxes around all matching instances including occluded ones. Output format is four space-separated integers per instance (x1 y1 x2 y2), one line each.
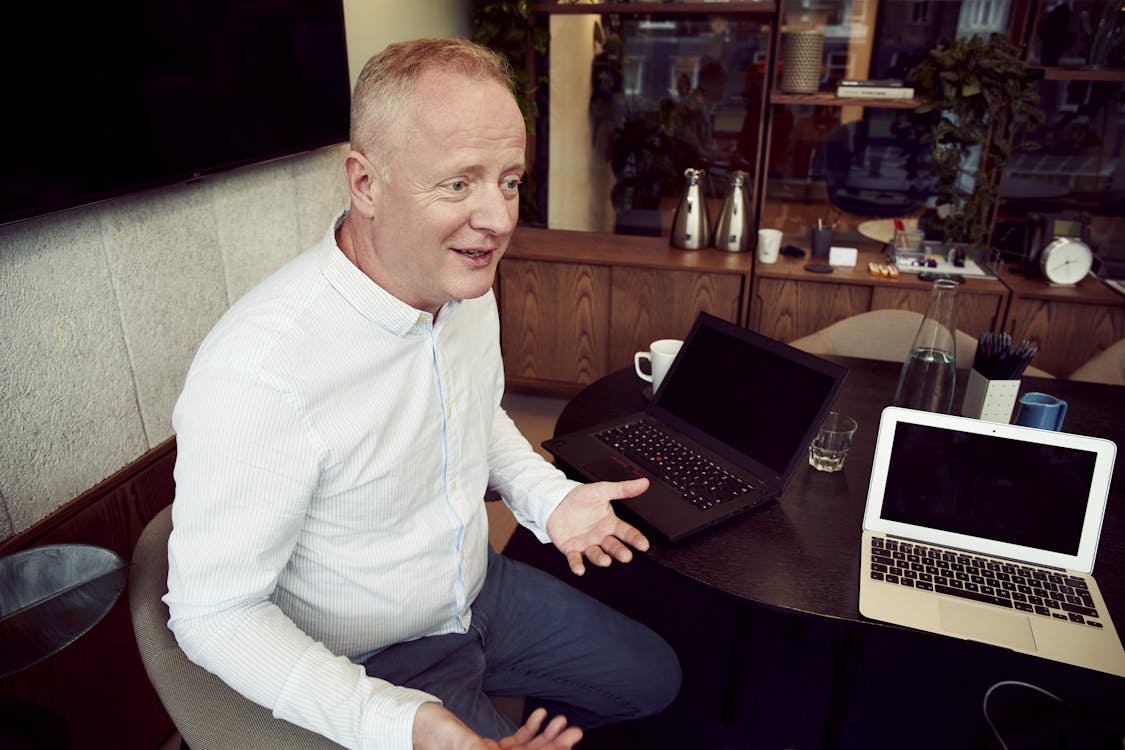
788 309 1054 378
129 505 344 750
789 309 978 362
1069 337 1125 385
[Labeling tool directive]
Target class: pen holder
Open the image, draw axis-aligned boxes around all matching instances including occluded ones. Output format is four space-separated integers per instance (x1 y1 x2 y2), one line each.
961 369 1020 423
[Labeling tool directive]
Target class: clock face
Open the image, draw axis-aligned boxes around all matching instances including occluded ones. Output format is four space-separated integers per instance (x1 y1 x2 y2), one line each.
1040 238 1093 286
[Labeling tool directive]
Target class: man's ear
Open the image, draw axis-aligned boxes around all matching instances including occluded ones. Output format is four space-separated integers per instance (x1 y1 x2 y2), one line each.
344 150 380 219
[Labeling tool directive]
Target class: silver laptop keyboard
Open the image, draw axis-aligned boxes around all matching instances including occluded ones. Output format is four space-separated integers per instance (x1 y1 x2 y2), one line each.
868 536 1104 629
595 420 753 510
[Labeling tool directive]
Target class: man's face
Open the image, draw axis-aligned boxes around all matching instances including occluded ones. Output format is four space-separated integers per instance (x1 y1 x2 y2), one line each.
361 69 526 315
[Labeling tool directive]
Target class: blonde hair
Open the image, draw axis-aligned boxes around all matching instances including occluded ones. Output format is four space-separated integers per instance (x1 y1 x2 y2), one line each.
350 38 515 181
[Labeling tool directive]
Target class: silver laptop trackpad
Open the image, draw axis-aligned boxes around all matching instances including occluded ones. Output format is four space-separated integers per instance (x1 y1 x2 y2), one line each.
938 600 1037 652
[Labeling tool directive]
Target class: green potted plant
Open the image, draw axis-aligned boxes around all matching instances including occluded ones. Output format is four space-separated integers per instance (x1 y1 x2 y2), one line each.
906 33 1044 249
471 0 550 221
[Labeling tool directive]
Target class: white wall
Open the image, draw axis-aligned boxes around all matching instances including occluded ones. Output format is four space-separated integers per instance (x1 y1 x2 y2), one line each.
344 0 468 87
547 15 616 232
0 2 468 540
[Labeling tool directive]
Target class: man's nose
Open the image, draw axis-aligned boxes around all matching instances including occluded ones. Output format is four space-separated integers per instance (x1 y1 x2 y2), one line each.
470 185 518 236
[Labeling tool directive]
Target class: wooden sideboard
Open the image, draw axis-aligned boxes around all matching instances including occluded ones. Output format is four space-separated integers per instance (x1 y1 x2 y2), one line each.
499 227 1125 390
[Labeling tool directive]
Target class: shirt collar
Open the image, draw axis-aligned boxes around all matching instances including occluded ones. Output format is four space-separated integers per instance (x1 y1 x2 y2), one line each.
319 211 462 337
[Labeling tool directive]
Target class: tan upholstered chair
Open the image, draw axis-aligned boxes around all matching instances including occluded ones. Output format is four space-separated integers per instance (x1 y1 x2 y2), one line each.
130 506 524 749
129 505 345 749
1069 338 1125 386
788 309 1054 378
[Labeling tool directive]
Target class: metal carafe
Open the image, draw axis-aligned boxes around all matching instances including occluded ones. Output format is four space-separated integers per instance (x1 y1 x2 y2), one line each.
713 170 752 252
670 168 710 250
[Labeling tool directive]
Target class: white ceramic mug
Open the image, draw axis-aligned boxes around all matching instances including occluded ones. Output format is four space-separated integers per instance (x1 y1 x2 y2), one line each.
634 339 683 392
758 228 782 263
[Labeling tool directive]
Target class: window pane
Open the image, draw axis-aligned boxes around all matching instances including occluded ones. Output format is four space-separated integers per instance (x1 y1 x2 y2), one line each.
1030 0 1125 68
764 0 1015 244
547 14 771 234
997 79 1125 265
762 105 932 243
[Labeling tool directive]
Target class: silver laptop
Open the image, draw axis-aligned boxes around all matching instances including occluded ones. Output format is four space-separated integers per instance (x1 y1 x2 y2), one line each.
860 406 1125 677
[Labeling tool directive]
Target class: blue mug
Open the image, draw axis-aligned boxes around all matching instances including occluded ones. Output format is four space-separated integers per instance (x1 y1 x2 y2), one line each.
1014 392 1068 431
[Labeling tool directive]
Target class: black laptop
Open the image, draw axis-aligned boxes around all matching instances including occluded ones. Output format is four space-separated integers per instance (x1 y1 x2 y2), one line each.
543 312 849 542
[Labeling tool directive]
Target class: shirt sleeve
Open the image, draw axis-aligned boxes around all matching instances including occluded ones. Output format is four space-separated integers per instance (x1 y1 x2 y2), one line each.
485 370 579 543
165 367 435 750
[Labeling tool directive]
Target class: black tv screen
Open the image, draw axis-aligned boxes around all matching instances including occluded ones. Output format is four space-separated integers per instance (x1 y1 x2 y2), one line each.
1 0 351 226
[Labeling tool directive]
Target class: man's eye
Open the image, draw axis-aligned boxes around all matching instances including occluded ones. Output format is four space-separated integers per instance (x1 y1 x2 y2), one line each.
503 177 522 191
449 180 467 192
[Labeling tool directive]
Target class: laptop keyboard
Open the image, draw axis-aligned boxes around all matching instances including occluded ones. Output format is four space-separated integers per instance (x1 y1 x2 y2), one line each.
595 420 754 510
868 536 1104 629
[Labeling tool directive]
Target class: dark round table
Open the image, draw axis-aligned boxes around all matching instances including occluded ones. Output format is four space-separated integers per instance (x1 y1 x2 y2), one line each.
551 358 1125 628
506 358 1125 746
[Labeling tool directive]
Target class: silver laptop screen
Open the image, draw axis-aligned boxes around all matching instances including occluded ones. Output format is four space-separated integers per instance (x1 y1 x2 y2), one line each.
882 423 1096 556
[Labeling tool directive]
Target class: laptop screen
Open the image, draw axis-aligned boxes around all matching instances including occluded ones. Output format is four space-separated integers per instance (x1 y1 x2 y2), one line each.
654 318 843 479
882 422 1096 556
865 407 1117 572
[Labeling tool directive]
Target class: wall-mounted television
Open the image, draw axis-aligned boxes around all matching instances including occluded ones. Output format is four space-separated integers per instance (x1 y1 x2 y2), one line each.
1 0 351 226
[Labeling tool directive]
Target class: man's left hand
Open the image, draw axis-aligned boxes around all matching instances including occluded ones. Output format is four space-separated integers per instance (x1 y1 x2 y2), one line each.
545 478 651 575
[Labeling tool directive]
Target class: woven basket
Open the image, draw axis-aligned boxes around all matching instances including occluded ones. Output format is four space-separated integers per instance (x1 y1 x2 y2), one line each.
781 31 824 94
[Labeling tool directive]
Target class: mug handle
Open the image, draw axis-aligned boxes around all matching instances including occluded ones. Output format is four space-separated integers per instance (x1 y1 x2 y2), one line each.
1055 399 1068 430
634 352 653 382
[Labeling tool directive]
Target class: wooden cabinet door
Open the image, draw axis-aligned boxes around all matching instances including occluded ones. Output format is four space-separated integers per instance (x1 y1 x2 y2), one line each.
609 268 744 371
498 259 745 389
498 258 611 387
1006 298 1125 379
751 277 872 342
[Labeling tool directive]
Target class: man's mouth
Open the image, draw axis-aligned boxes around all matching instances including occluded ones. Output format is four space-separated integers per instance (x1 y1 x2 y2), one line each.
454 248 493 258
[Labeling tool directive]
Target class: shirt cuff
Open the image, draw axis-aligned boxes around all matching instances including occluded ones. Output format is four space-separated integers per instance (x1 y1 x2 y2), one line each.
514 475 580 544
360 687 441 750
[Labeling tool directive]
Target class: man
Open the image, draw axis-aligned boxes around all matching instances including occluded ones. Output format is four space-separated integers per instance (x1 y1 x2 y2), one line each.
165 38 680 750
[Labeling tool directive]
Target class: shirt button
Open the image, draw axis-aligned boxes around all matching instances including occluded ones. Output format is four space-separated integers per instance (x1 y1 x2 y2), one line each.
450 481 457 492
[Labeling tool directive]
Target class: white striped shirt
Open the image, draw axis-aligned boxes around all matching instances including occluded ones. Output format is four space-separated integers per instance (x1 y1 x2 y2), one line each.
165 213 578 750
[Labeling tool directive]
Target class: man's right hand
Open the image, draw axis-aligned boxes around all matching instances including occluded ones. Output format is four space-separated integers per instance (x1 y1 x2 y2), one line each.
413 703 582 750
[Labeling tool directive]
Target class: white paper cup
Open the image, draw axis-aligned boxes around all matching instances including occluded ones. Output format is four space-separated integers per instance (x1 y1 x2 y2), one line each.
758 229 782 263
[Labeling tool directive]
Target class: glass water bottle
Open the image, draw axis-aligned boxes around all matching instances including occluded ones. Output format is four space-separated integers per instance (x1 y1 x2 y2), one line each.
894 278 959 413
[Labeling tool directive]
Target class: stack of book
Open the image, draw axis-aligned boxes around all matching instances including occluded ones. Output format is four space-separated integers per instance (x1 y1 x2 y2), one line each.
835 79 914 100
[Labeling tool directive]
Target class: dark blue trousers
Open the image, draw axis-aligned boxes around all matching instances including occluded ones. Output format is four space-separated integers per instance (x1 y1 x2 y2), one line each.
361 547 681 739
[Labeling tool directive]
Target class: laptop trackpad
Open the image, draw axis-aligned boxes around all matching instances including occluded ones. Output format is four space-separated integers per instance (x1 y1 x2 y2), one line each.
939 600 1037 651
586 456 643 482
